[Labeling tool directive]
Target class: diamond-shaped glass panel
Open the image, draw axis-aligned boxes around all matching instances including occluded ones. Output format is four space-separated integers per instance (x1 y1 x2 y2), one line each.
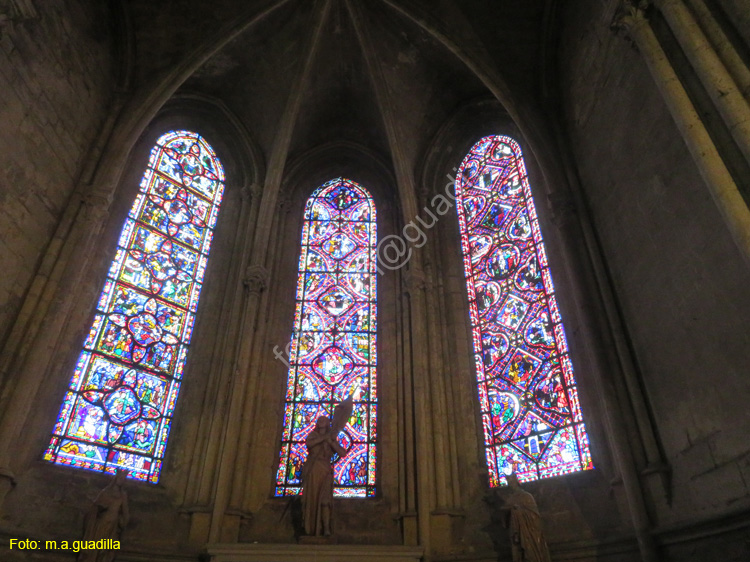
321 232 358 261
318 287 354 317
312 346 354 385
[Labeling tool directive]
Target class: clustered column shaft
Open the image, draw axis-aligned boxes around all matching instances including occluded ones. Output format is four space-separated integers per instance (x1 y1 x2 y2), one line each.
616 0 750 266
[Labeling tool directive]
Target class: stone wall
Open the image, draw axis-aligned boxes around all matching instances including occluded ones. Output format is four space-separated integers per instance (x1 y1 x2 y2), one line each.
558 0 750 549
0 0 116 344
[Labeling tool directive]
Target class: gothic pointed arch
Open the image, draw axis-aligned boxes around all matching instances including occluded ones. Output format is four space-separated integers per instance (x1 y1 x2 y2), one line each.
274 177 377 498
455 135 593 485
44 130 225 483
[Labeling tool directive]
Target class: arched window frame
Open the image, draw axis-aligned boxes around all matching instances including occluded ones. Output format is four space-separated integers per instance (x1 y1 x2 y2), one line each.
454 135 594 485
274 177 378 498
44 130 225 483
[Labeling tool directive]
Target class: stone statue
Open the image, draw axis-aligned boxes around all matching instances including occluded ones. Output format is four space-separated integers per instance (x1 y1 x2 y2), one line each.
501 474 551 562
79 469 129 562
302 398 352 536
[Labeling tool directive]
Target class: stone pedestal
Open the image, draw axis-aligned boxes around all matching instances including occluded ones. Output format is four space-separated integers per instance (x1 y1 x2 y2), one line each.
429 510 465 555
206 543 424 562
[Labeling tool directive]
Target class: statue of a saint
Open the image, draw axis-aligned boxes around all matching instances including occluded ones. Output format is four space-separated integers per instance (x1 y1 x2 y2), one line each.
79 469 129 562
501 474 551 562
302 398 351 536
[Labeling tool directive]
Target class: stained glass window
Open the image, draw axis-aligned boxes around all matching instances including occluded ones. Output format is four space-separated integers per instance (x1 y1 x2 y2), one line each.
44 130 225 483
274 178 377 498
455 135 593 486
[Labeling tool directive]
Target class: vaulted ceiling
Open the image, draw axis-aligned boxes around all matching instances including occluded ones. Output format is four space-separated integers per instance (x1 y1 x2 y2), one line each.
119 0 554 184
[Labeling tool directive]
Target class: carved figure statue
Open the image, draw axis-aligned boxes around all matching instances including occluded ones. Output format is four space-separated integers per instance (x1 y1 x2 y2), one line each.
501 473 551 562
79 469 129 562
302 398 352 536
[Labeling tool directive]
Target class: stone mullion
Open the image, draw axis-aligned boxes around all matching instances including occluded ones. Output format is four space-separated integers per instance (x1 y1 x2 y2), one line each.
230 263 272 514
434 254 463 509
403 268 435 555
207 263 269 542
615 1 750 265
421 265 451 512
397 268 418 544
420 266 452 510
183 184 258 527
236 198 290 513
423 246 466 555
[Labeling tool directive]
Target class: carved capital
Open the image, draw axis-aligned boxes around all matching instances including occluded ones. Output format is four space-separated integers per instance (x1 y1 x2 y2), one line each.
240 183 261 203
243 264 269 294
81 191 112 222
611 0 652 38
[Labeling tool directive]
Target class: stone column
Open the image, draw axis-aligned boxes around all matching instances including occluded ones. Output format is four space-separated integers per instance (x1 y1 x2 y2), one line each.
185 183 260 546
402 266 434 556
397 267 418 546
548 192 665 473
683 0 750 100
420 266 450 509
547 189 660 562
422 260 465 555
655 0 750 165
614 1 750 266
236 196 290 512
208 263 269 543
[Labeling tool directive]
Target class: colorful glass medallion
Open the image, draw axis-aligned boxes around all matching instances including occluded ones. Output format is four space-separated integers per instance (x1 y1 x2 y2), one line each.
455 135 593 486
275 178 377 498
45 130 225 482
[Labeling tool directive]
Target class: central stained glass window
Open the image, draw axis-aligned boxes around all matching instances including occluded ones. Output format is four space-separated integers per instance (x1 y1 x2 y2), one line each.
44 130 224 483
455 135 593 485
274 177 377 498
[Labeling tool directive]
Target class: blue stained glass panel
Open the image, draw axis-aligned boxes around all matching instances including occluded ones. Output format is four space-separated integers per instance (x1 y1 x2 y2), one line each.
45 130 225 483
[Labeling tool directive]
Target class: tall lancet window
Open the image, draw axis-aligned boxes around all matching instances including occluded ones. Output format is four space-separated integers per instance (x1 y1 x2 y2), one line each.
455 135 593 485
275 178 377 498
45 131 225 483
